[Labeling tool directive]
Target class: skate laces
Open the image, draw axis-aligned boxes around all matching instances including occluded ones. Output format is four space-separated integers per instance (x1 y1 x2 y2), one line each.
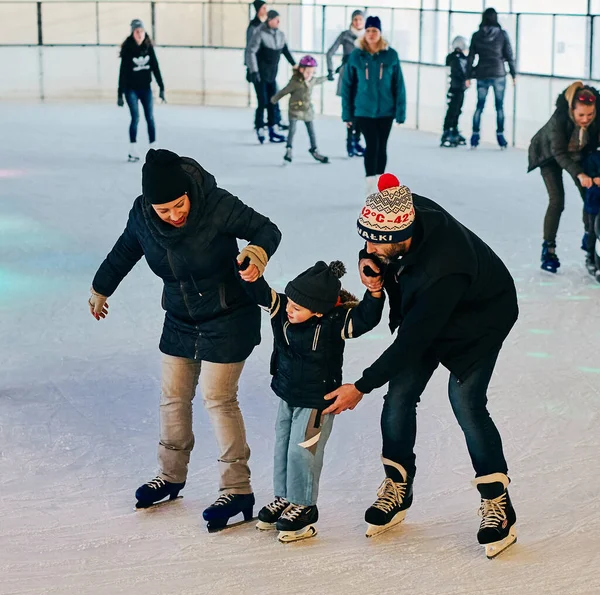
212 493 236 506
372 478 406 513
478 493 507 529
266 497 289 515
280 504 307 521
146 477 166 490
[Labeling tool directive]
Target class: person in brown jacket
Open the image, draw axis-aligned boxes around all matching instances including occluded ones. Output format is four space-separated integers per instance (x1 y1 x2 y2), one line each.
528 81 600 273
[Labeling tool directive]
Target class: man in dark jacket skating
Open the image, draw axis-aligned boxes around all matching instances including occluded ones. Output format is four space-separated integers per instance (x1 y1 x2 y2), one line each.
246 10 296 144
89 149 281 529
324 174 518 558
466 7 516 149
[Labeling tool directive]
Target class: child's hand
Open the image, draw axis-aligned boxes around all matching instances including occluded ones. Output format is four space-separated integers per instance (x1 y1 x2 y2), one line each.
593 177 600 186
466 80 471 88
578 173 593 189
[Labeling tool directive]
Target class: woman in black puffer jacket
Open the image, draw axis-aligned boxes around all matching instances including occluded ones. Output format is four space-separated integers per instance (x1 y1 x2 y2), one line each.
528 81 600 274
89 149 281 527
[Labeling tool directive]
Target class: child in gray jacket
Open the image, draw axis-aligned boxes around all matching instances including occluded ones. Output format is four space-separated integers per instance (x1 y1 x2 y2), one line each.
270 55 329 164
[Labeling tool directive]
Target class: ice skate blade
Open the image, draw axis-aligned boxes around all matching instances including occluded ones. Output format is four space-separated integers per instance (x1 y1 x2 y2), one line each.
207 517 255 533
135 495 182 511
256 520 277 531
365 510 407 538
278 525 317 543
484 526 517 559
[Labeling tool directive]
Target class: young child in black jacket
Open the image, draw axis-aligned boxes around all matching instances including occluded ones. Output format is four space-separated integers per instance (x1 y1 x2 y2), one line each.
441 36 469 148
240 259 384 542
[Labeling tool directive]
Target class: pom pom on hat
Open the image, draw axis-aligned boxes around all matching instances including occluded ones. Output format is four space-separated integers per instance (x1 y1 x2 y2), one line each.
378 173 400 192
285 260 345 314
328 261 347 279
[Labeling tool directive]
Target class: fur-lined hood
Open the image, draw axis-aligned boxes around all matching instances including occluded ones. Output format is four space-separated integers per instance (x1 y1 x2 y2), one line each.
356 36 389 54
337 288 360 309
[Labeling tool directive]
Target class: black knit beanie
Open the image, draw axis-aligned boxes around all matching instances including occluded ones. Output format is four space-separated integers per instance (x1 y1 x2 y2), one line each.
253 0 266 13
285 261 346 314
142 149 190 205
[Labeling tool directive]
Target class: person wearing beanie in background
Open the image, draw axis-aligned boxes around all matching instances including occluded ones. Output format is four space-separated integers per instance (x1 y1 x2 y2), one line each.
342 16 406 195
466 7 516 149
238 259 384 542
88 149 281 530
324 174 519 559
326 10 366 157
441 36 470 148
118 19 165 163
270 55 330 164
245 1 287 133
528 82 600 277
246 10 296 144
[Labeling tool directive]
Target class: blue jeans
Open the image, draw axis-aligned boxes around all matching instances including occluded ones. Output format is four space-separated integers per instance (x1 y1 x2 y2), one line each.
273 402 334 506
381 348 508 480
472 77 506 134
124 87 155 143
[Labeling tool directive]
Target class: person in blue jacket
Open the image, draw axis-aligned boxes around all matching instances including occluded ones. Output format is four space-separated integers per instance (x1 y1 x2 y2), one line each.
342 15 406 195
88 149 281 530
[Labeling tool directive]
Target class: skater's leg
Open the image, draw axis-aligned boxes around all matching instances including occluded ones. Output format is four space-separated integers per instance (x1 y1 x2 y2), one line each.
472 79 491 133
200 361 251 494
375 117 394 175
285 408 334 506
541 162 565 243
138 87 156 144
492 77 507 134
305 120 317 151
447 89 464 132
274 96 282 126
381 355 439 479
158 354 201 484
286 119 298 149
357 117 378 177
124 89 140 143
447 347 508 477
443 89 456 132
273 401 293 499
254 81 267 130
265 81 277 128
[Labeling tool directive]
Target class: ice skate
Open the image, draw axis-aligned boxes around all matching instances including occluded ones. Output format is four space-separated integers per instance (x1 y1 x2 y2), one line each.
276 504 318 543
256 496 291 531
309 148 329 164
277 122 289 132
541 241 560 273
365 175 379 196
269 127 286 144
353 137 365 157
441 130 458 148
135 476 185 509
202 492 255 532
347 138 356 158
585 252 597 277
497 133 508 150
470 133 480 149
456 131 467 146
283 147 292 164
473 473 517 559
256 127 266 145
365 459 412 538
128 143 140 163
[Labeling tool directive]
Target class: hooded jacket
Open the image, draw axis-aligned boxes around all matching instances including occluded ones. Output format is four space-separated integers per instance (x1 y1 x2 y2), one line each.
242 277 384 409
270 71 328 121
118 37 164 95
342 38 406 123
354 194 518 394
92 158 282 363
528 82 600 179
466 25 516 80
326 28 364 96
246 22 295 83
446 49 468 91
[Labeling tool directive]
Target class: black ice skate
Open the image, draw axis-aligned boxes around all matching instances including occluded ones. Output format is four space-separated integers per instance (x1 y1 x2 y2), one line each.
473 473 517 559
470 133 480 149
541 241 560 273
135 476 185 509
128 143 140 163
353 136 365 156
456 130 467 146
309 148 329 164
202 492 255 532
497 133 508 150
269 127 286 144
256 127 266 144
276 503 319 543
347 138 356 158
364 458 413 537
256 496 291 531
283 147 292 163
441 130 458 148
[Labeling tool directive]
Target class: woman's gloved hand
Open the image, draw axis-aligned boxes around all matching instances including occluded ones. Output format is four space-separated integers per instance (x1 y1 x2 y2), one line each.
237 245 268 283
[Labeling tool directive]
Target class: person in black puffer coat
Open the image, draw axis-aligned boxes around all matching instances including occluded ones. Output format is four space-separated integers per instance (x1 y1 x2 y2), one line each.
466 8 516 148
240 260 384 541
89 149 281 525
118 19 165 163
528 81 600 275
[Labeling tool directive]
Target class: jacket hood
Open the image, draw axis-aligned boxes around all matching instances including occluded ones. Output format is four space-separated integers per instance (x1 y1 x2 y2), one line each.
357 37 389 53
479 24 502 37
338 288 359 308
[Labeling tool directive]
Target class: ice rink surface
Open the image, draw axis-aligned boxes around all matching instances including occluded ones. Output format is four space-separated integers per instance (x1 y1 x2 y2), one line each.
1 103 599 595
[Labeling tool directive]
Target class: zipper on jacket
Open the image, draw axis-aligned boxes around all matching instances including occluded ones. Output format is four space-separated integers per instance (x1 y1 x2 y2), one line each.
379 63 383 80
365 61 369 80
283 321 291 345
312 324 322 351
167 249 194 319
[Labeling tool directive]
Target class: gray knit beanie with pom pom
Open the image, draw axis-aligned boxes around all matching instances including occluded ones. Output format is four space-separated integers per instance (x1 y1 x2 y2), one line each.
285 260 346 314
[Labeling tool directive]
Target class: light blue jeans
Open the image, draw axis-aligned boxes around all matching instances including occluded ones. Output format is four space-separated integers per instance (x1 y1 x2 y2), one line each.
273 402 334 506
472 77 507 134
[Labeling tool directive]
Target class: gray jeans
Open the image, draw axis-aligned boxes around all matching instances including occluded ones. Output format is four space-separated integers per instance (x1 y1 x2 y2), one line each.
158 354 251 493
286 119 317 150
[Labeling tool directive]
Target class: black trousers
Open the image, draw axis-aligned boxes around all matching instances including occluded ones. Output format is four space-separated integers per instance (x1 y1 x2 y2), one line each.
443 88 465 132
254 80 278 129
356 117 394 177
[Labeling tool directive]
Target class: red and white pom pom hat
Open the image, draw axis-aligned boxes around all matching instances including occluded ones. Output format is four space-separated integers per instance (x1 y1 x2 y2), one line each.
357 173 415 244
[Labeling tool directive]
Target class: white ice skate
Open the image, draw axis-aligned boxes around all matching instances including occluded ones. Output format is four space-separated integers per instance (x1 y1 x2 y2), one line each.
128 142 140 163
278 524 318 543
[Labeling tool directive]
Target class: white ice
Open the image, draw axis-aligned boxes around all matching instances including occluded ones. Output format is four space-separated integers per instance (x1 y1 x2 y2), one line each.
1 103 599 595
